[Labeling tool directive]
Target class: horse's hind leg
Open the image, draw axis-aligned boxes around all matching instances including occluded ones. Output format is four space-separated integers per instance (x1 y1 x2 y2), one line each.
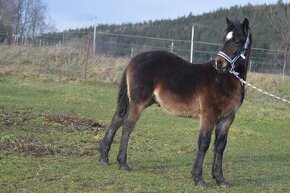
117 102 143 171
100 113 123 165
212 114 235 188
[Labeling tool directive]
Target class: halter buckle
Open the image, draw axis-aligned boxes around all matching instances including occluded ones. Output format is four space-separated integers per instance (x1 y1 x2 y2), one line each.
241 54 246 59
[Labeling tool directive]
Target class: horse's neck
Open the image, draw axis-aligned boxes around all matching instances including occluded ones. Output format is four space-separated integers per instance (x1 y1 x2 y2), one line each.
239 48 251 80
240 64 248 80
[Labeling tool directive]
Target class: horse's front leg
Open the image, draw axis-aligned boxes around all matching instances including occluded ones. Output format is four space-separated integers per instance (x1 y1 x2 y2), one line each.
212 114 235 188
192 114 215 187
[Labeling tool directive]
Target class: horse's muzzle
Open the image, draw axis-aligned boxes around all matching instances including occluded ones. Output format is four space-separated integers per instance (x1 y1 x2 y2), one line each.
213 56 229 73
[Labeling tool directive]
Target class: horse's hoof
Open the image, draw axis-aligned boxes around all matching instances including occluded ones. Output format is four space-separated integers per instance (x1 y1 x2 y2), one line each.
219 181 230 188
99 157 109 165
195 180 207 188
119 163 131 171
213 175 230 188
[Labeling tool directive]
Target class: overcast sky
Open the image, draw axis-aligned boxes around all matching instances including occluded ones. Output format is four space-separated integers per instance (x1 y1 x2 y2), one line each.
43 0 280 31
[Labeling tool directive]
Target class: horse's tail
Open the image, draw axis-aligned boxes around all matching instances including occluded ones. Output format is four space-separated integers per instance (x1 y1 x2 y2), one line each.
116 69 129 118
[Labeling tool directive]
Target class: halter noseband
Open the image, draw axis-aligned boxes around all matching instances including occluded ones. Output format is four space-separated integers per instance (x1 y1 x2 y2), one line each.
216 32 250 75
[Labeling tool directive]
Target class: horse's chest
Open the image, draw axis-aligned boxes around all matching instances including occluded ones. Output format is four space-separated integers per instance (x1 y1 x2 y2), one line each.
216 91 242 117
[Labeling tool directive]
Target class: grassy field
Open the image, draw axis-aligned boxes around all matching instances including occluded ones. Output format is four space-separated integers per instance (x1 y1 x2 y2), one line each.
0 75 290 193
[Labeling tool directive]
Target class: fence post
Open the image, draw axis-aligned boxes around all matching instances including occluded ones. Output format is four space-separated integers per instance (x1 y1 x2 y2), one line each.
249 60 252 72
84 35 91 79
170 41 174 53
131 47 134 58
62 31 65 46
93 25 96 55
190 24 195 63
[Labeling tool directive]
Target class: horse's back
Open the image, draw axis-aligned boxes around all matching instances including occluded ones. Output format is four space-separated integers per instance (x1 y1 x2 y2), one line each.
128 50 213 89
128 51 210 80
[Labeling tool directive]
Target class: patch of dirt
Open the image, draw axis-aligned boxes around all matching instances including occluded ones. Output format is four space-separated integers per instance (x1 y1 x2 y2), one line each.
1 108 103 157
0 137 52 157
0 137 98 157
0 107 37 127
56 145 98 157
43 113 104 129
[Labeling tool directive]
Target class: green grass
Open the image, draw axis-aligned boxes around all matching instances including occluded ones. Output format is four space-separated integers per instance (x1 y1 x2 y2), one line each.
0 75 290 193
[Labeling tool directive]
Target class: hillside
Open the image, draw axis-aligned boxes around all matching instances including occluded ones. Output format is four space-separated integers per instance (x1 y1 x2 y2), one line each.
99 4 277 49
48 3 283 51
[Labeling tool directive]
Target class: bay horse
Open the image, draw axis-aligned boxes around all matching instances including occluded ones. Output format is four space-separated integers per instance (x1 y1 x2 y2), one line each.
100 18 252 187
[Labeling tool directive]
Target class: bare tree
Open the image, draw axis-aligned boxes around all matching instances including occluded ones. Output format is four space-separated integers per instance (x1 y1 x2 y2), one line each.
9 0 53 36
15 0 34 36
0 0 16 26
0 0 16 44
265 0 290 80
28 0 46 35
14 0 23 35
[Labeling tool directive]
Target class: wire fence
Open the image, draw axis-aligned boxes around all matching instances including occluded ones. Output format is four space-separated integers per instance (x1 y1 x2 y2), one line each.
0 30 289 76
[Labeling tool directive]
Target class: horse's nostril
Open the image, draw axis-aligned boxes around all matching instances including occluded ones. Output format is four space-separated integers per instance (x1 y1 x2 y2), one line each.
217 60 222 68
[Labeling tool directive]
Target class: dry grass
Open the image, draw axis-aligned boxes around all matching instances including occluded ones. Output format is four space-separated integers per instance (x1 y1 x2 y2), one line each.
0 45 288 91
0 45 129 82
246 72 290 102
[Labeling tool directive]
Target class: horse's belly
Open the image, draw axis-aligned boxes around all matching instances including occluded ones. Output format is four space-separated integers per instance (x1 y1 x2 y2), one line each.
153 89 200 117
161 102 199 117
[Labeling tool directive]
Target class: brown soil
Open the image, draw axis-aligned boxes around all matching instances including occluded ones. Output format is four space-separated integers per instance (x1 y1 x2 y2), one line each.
43 113 104 129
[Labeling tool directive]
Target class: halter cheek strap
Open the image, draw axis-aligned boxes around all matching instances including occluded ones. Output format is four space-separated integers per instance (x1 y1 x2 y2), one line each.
217 33 250 76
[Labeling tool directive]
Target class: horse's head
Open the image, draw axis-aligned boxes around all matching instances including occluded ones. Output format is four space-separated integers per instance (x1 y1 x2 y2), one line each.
213 18 252 74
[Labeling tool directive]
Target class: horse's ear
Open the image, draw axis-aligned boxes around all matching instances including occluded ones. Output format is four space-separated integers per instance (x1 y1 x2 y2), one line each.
242 18 249 34
226 17 232 26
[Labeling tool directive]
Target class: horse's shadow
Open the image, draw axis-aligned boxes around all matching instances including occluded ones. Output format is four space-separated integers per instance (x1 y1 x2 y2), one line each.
134 152 290 188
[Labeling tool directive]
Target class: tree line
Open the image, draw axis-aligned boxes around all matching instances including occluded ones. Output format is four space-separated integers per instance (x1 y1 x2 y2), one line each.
44 2 287 51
